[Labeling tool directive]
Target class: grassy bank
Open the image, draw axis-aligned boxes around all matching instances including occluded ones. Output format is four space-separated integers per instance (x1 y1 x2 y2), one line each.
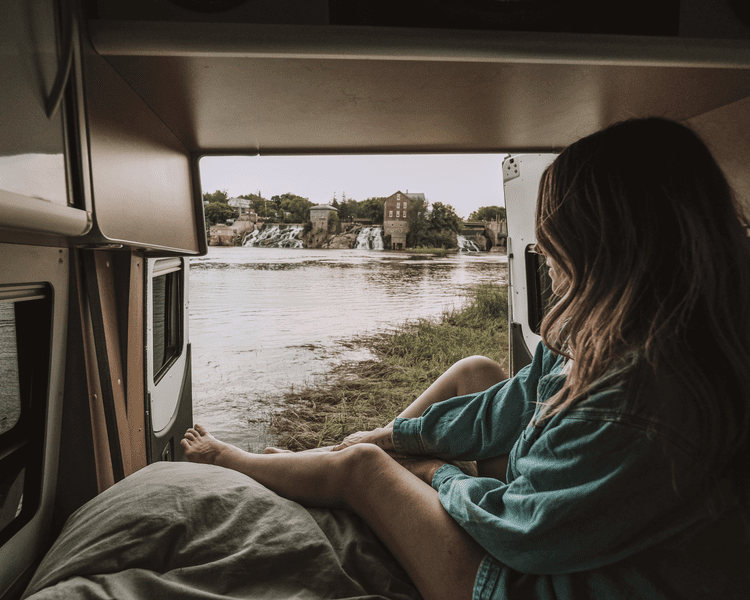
269 284 509 450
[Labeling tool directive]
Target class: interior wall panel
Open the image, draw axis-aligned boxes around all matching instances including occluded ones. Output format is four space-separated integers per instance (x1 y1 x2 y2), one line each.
82 41 200 253
686 94 750 212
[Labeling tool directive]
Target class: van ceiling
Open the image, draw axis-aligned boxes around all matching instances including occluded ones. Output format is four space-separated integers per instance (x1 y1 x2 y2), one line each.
88 21 750 154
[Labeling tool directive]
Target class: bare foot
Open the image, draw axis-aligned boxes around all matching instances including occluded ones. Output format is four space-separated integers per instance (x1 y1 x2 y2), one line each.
181 424 231 465
264 447 293 454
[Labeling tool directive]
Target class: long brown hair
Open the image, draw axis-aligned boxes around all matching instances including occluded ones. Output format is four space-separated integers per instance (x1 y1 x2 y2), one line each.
535 118 750 498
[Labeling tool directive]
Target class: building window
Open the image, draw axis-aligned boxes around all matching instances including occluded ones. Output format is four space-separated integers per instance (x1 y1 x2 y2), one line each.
403 201 407 208
396 211 400 217
403 210 407 218
397 193 400 200
389 211 393 218
397 202 400 208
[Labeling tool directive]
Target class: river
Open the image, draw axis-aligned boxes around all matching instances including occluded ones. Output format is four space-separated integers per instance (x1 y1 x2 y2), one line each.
189 246 508 452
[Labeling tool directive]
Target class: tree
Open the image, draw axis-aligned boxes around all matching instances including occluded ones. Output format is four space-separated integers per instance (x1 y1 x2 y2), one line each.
327 211 340 233
203 189 233 225
203 189 228 204
275 193 314 223
338 200 356 221
359 197 386 224
240 193 279 220
407 200 462 249
406 196 430 248
468 206 506 222
429 202 462 234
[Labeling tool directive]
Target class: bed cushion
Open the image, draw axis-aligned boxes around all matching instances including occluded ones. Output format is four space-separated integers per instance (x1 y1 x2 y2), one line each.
23 462 421 600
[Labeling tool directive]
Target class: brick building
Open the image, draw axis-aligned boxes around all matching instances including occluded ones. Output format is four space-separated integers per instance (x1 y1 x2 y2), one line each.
383 191 423 249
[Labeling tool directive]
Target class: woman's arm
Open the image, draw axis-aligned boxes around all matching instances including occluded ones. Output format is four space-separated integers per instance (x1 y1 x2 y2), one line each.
429 410 705 575
392 343 557 461
333 427 395 451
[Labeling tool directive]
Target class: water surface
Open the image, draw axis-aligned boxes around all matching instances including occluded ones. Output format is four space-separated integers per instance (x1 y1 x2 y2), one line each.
190 247 507 451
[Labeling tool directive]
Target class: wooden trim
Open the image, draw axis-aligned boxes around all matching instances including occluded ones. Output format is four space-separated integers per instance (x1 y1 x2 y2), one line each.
92 252 133 478
74 251 114 492
127 252 148 471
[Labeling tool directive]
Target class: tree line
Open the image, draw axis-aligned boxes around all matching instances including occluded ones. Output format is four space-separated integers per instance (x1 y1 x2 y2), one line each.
203 189 506 249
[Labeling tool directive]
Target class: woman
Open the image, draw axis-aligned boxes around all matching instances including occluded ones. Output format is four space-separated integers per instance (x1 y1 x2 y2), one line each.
182 117 750 600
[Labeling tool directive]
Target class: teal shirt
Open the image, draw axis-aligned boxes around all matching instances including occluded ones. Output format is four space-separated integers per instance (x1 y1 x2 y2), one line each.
392 343 749 598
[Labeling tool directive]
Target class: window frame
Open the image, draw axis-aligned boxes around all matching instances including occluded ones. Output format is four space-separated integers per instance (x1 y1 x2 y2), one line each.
151 260 184 385
0 284 52 548
525 245 556 335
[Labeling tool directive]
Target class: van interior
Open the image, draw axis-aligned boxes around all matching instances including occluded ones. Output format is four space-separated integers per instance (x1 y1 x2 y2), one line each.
1 0 749 597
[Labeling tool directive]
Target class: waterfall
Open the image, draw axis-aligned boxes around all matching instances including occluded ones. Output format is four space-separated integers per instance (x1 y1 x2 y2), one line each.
456 235 481 252
243 224 304 248
355 226 384 250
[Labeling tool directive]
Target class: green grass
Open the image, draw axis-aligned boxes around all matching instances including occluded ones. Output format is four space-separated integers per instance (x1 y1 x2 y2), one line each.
269 284 509 450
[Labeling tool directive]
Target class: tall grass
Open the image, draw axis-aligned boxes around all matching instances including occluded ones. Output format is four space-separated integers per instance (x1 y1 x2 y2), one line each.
269 284 509 450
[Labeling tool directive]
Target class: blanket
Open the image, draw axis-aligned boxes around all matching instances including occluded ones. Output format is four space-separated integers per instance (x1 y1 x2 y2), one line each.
23 462 422 600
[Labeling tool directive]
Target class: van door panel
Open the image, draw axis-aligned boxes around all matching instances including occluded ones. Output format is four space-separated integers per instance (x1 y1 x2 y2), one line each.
503 154 556 374
146 258 193 464
0 244 69 596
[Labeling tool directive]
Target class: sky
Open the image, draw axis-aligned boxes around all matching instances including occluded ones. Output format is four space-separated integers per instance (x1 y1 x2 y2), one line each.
199 154 508 220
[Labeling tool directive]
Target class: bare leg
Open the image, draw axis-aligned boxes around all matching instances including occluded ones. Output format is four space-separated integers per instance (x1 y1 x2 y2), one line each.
388 355 507 424
391 356 509 480
182 426 485 600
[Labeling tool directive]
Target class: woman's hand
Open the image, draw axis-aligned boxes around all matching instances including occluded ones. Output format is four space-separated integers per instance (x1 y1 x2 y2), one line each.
390 454 445 485
332 426 395 452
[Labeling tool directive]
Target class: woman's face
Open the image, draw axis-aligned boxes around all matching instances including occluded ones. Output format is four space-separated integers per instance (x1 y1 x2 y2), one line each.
546 256 566 295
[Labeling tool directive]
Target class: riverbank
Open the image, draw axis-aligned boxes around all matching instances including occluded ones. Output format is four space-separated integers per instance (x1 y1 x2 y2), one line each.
270 284 509 450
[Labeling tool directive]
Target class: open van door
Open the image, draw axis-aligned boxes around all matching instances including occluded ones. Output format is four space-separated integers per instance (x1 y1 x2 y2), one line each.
503 154 557 375
145 258 193 464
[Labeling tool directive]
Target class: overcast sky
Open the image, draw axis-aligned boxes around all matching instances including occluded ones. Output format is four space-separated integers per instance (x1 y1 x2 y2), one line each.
199 154 508 220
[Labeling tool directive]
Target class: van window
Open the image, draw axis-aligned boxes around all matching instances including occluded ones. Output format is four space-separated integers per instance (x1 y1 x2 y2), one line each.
0 305 21 436
525 245 556 335
152 261 183 383
0 285 51 546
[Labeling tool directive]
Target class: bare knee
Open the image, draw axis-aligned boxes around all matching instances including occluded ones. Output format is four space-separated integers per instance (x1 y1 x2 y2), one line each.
337 444 393 507
453 355 507 396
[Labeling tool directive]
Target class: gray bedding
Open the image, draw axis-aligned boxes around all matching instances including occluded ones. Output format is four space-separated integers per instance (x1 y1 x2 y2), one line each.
23 462 422 600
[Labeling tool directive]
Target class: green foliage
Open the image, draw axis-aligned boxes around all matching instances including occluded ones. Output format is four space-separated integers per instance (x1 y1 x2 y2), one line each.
203 189 233 225
469 206 507 222
239 193 274 219
445 283 509 328
327 211 340 233
357 197 386 224
270 193 314 223
204 202 234 225
335 199 353 222
203 189 229 204
407 198 462 249
270 284 510 450
429 202 462 233
406 196 430 247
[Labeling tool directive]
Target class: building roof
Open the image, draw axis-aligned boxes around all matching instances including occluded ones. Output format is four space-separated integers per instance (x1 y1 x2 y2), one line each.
227 197 252 208
310 204 338 211
405 192 426 202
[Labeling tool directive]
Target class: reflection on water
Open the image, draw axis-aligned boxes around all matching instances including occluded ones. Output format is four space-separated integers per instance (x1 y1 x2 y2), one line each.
190 246 508 451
